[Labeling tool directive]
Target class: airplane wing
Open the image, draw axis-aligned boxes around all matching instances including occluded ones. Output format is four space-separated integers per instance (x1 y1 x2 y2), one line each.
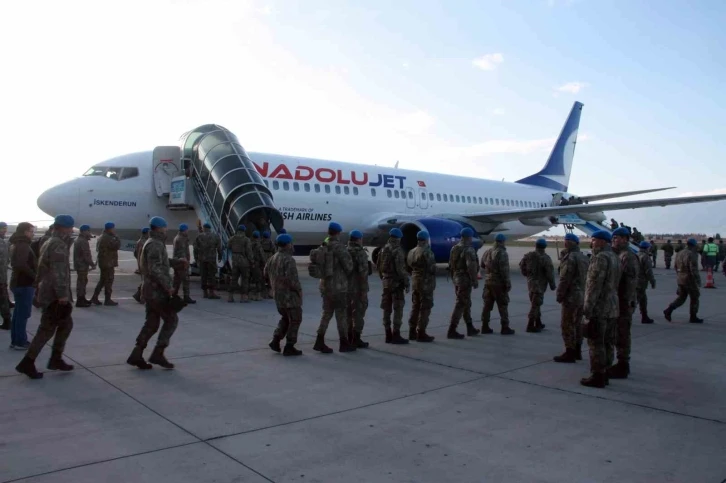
578 187 676 203
462 193 726 225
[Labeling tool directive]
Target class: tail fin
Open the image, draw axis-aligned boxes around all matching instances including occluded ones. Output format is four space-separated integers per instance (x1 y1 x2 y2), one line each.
516 101 583 192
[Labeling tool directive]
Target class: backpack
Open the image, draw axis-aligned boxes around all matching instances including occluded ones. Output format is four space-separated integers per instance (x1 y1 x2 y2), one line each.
308 244 333 279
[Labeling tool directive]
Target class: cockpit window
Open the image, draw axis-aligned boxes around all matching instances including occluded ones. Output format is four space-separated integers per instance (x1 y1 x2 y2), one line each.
83 166 138 181
83 166 108 177
119 167 139 180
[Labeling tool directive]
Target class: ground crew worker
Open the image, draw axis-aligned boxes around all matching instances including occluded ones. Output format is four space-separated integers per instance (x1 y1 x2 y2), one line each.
580 230 620 388
553 233 588 363
260 230 275 298
73 225 96 307
664 238 703 323
314 222 354 353
480 234 514 335
703 237 719 270
649 239 658 267
132 228 150 303
249 231 266 301
662 240 674 269
91 222 120 306
193 223 222 299
173 224 195 304
637 241 656 324
347 230 371 348
447 227 481 339
15 214 76 380
520 238 556 333
227 224 254 303
0 221 10 329
407 230 436 343
126 216 188 370
377 227 410 344
266 233 303 356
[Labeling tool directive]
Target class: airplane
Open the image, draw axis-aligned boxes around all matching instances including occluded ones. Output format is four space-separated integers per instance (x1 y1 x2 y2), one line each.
36 101 726 264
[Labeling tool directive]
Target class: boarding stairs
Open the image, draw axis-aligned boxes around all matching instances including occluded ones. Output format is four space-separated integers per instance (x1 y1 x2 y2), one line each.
556 214 641 254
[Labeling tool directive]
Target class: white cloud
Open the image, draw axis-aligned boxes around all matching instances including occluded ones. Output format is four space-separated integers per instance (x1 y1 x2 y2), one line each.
556 82 587 94
472 53 504 71
491 108 506 116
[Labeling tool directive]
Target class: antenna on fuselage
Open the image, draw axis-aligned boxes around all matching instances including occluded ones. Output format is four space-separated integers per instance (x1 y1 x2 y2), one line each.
394 161 399 169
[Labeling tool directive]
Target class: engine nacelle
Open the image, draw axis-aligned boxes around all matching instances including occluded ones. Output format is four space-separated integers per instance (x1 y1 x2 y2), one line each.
400 218 482 263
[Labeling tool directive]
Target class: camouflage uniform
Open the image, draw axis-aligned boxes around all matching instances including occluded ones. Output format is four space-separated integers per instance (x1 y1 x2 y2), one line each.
173 232 192 299
193 230 222 295
650 243 658 268
227 231 254 302
609 246 639 368
636 247 656 322
260 236 276 298
556 245 588 356
73 233 95 302
266 245 303 347
92 231 120 303
583 245 620 376
448 240 480 336
665 247 701 321
407 241 437 338
249 238 266 301
662 242 674 269
347 241 370 341
132 233 149 303
26 234 75 361
0 233 9 323
519 248 556 331
317 236 354 340
480 242 512 333
377 237 410 333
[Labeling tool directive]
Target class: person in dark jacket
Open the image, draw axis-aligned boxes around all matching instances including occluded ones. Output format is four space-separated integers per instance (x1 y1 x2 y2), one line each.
9 222 38 350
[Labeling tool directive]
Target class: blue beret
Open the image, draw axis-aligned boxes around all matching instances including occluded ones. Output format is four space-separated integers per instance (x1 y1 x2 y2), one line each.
329 222 343 233
612 227 630 238
141 227 150 234
238 224 246 231
495 234 506 242
349 230 363 240
417 230 430 240
203 222 211 229
104 222 115 230
592 230 612 242
460 227 474 238
535 238 547 248
179 224 188 232
565 233 579 243
262 230 271 238
389 228 403 238
54 214 75 228
687 238 697 246
252 230 260 238
0 222 6 229
276 234 292 244
640 241 651 249
149 216 167 228
78 224 90 231
279 228 287 234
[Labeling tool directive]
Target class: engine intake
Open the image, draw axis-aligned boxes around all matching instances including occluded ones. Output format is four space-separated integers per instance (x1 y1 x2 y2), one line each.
400 218 482 263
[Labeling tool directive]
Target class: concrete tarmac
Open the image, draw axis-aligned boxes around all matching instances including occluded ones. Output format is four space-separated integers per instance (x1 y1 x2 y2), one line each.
1 246 725 482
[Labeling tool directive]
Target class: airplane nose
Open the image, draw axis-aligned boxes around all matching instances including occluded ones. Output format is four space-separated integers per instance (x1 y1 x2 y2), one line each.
37 182 80 219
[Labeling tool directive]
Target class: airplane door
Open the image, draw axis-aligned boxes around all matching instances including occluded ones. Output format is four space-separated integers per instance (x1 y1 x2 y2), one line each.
153 146 182 197
405 187 416 211
419 188 429 209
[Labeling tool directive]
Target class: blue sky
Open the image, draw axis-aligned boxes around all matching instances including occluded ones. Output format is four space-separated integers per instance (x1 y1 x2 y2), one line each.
2 0 725 233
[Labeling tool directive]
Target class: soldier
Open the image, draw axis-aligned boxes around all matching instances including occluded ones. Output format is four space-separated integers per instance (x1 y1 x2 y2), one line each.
480 234 514 335
73 225 96 308
15 214 76 380
314 222 354 353
193 222 222 299
260 230 275 298
407 230 437 343
347 230 371 348
609 219 618 230
377 228 410 344
91 222 120 306
227 224 254 303
637 241 656 324
126 216 188 370
607 227 639 380
520 238 556 333
662 240 674 269
132 228 150 303
674 240 685 253
266 233 303 356
173 224 195 304
0 221 9 329
447 227 481 339
553 233 588 363
249 231 266 301
31 224 54 258
8 222 37 350
649 239 658 268
581 230 620 388
664 238 703 323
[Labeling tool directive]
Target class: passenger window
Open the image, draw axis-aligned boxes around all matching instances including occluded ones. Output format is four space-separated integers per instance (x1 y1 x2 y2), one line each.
344 186 350 195
456 195 460 202
408 191 413 199
429 193 434 201
443 194 448 202
314 184 321 193
421 192 426 200
401 190 406 198
353 187 358 195
394 191 400 199
371 188 376 197
496 199 500 205
273 180 280 190
387 189 392 198
304 183 310 192
436 194 441 201
479 197 483 204
325 185 331 194
335 186 341 194
120 167 139 180
293 182 300 192
264 180 269 187
283 181 290 191
467 196 472 203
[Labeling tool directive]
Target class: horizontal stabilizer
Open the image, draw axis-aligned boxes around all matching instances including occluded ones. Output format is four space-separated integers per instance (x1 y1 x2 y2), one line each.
579 187 676 203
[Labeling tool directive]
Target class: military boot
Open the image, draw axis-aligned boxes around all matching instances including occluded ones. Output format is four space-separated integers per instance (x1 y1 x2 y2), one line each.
104 296 118 306
607 361 630 379
663 306 674 322
268 336 282 353
283 344 303 356
90 294 102 306
354 332 370 348
641 314 654 324
447 323 465 339
15 356 43 379
409 327 417 341
184 295 196 304
689 314 704 323
580 372 607 388
126 346 153 370
500 325 515 335
76 297 91 308
553 349 577 363
149 347 175 369
391 329 409 344
313 335 333 354
339 337 357 352
240 294 250 303
228 293 235 303
47 350 74 371
385 327 393 343
526 319 541 333
416 331 435 343
132 287 142 304
536 317 546 330
1 317 11 330
480 322 494 334
466 323 480 336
